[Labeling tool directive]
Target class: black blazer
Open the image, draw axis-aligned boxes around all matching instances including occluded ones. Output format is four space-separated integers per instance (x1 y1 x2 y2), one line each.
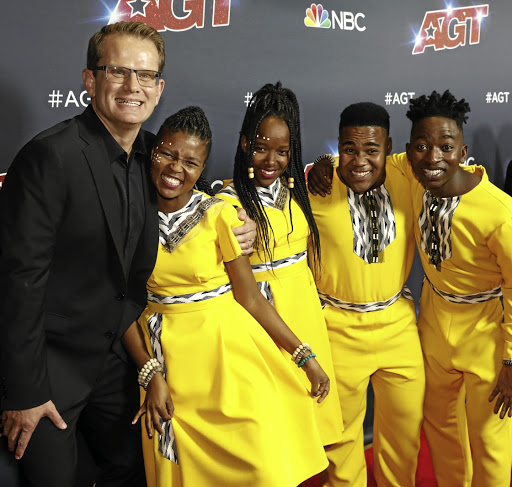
0 107 158 411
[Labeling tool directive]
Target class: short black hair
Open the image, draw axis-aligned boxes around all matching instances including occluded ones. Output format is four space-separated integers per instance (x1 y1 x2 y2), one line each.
406 90 470 129
155 106 213 195
339 102 390 136
157 106 212 158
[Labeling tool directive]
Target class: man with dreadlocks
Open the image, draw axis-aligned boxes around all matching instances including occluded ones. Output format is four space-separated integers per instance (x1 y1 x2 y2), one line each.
307 102 425 487
217 82 344 452
387 90 512 487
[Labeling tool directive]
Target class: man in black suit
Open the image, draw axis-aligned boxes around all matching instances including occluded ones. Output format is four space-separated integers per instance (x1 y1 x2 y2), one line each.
0 21 254 486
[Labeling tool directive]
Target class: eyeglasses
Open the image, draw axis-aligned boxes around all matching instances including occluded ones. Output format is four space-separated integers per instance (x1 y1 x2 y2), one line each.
95 65 162 87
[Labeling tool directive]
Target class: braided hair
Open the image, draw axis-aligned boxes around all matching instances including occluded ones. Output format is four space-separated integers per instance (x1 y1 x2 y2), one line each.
156 106 214 195
233 82 321 272
406 90 470 129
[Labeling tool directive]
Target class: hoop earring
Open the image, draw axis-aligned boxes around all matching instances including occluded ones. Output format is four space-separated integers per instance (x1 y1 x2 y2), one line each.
248 167 254 179
287 177 294 189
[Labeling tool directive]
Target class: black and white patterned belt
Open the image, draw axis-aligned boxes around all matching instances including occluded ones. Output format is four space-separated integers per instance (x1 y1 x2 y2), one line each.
148 283 233 305
425 276 502 304
251 250 307 273
319 286 413 313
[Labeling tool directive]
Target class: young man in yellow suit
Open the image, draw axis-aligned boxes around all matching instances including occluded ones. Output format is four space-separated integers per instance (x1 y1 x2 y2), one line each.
389 90 512 487
308 103 425 487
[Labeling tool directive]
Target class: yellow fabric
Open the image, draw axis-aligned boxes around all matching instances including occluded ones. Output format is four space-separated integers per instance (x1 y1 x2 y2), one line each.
310 163 425 487
389 152 512 486
138 192 328 487
217 190 344 446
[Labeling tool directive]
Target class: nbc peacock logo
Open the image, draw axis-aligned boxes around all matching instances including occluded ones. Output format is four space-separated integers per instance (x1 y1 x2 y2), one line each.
304 3 331 28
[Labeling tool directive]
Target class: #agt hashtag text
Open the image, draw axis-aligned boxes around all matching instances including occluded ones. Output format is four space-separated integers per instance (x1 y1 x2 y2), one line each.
384 92 416 106
486 92 509 104
48 90 91 108
244 92 253 107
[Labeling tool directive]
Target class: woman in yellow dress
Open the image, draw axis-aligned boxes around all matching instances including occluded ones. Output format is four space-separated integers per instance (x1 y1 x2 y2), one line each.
217 82 343 448
121 106 330 487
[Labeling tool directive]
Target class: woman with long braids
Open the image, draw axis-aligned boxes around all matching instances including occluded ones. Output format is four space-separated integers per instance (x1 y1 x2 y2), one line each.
121 106 330 487
217 82 344 451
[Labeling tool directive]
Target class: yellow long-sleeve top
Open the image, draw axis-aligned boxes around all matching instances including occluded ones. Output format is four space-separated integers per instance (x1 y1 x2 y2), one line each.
310 158 415 308
389 152 512 358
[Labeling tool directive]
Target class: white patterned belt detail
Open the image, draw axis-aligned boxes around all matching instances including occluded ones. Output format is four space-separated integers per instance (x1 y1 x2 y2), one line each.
319 286 413 313
425 276 502 304
251 250 307 273
148 283 233 305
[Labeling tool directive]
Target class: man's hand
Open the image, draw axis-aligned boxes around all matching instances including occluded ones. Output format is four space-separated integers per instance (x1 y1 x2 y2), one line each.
233 208 256 255
0 400 67 459
489 365 512 419
308 156 335 197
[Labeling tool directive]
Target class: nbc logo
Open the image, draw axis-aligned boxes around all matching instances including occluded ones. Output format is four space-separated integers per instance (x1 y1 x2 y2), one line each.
304 3 366 31
304 3 331 28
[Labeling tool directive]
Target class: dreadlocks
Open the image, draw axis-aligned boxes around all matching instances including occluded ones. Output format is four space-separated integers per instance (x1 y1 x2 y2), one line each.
233 81 321 272
157 105 214 195
406 90 470 129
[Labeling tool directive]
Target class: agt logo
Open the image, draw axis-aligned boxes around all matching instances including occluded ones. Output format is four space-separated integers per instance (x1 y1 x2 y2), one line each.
412 4 488 55
304 3 366 31
108 0 231 32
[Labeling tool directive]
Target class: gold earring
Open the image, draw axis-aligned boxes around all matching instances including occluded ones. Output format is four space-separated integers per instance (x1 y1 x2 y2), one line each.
248 167 255 179
288 177 294 189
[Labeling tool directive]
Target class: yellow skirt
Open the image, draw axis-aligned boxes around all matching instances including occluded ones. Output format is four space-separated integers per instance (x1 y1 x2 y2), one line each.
254 258 343 445
139 291 328 487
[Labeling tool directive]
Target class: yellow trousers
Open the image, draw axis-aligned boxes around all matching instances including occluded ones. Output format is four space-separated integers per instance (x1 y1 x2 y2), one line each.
323 298 425 487
419 284 512 487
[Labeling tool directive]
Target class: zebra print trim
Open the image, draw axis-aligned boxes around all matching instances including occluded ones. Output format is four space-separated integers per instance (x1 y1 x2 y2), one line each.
218 178 289 210
419 191 460 265
251 250 307 274
159 194 222 253
425 277 502 304
319 286 413 313
148 283 233 305
346 184 396 264
147 313 179 463
257 281 274 305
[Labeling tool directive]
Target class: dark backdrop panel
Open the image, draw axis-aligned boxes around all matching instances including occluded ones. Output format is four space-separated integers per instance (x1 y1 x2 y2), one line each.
1 0 510 484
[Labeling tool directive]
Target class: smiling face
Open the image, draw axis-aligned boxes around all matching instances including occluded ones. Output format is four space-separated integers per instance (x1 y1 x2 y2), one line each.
82 34 164 137
406 116 467 196
241 116 291 187
336 125 391 194
151 130 208 213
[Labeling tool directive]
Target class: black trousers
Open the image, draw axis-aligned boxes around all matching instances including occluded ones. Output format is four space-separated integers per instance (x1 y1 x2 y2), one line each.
19 350 146 487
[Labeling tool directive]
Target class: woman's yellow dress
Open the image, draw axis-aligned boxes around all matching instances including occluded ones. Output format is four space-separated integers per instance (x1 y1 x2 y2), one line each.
218 180 344 446
139 191 328 487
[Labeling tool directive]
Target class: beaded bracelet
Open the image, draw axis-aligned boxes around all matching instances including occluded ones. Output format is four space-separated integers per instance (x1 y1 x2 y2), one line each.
140 365 164 390
503 358 512 366
138 358 163 390
291 343 310 363
295 346 312 364
298 353 317 368
313 154 335 166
